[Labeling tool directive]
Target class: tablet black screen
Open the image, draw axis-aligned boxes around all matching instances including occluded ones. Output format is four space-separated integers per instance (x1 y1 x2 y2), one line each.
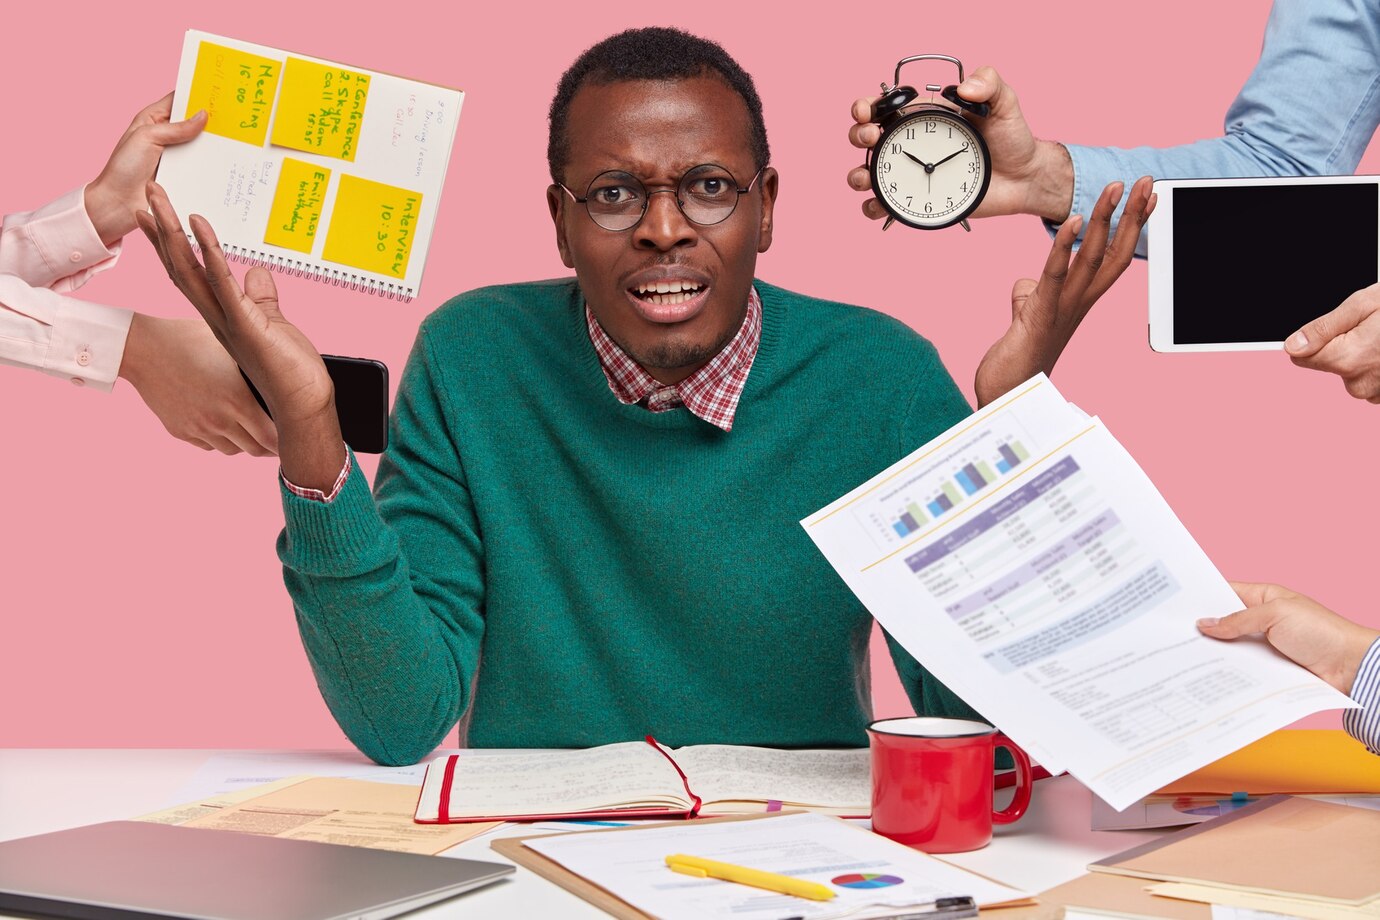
1172 183 1378 344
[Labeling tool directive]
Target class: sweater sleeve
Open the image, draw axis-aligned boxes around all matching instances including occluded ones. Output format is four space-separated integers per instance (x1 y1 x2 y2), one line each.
276 326 485 766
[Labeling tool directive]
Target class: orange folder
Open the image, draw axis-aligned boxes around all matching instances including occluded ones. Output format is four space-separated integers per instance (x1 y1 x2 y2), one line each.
1155 729 1380 795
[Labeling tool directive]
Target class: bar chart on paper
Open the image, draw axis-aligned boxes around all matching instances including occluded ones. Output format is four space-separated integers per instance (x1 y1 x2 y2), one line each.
857 426 1036 549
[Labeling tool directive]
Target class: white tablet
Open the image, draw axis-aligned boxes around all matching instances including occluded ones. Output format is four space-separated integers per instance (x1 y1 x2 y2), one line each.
1147 175 1380 352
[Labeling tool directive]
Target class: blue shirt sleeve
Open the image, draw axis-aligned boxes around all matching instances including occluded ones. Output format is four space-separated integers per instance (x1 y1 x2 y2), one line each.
1343 636 1380 755
1055 0 1380 257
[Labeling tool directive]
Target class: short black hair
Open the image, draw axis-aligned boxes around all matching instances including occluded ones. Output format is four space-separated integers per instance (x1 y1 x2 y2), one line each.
547 27 770 184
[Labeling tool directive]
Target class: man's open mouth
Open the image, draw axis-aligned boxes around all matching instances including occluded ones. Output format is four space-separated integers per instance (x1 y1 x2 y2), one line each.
631 280 705 306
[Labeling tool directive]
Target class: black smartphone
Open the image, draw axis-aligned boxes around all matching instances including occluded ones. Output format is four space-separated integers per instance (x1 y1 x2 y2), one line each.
240 355 390 454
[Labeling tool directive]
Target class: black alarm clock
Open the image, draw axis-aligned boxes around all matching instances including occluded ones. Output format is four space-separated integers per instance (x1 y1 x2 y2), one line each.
868 54 992 231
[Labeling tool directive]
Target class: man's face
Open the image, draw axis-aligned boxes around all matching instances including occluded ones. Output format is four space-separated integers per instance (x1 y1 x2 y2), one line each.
547 75 778 385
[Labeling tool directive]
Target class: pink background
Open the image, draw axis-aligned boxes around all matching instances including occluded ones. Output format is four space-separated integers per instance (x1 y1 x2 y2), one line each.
3 0 1375 750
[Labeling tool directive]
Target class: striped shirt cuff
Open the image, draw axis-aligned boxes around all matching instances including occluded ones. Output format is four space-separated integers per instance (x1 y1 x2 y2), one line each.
280 450 352 504
1343 637 1380 755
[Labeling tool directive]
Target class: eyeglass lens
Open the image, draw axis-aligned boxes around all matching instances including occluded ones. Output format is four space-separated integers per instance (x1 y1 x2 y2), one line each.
583 164 745 231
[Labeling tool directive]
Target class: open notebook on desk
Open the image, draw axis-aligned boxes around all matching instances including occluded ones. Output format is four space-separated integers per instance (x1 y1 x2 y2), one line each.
414 739 870 823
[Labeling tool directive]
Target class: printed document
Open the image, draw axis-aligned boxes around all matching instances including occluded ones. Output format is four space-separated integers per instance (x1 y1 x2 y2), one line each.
524 812 1030 920
803 376 1354 810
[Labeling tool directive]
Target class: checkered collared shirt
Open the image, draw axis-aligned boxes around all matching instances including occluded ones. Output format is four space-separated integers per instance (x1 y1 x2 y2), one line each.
585 286 762 432
286 287 764 501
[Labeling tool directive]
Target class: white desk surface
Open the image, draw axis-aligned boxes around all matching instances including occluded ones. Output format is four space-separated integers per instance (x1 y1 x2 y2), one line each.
0 749 1162 918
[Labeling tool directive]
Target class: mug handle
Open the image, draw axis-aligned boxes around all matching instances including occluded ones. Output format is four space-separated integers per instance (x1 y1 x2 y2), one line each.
992 734 1033 824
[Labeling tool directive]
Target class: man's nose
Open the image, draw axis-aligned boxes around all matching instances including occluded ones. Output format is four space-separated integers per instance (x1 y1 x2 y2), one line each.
633 188 697 251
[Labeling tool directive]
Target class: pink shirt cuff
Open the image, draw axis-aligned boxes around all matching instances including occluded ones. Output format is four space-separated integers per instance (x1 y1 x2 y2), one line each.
281 450 353 503
0 185 121 292
0 276 132 391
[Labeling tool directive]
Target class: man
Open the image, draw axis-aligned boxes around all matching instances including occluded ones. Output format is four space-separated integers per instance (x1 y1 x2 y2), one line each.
141 28 1149 765
2 94 277 455
846 0 1380 402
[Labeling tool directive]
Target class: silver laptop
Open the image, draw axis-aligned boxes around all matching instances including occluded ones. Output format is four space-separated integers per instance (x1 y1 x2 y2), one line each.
0 821 513 919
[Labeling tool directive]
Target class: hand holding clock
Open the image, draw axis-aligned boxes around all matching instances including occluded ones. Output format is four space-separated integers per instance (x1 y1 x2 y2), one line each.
848 66 1073 223
973 177 1156 406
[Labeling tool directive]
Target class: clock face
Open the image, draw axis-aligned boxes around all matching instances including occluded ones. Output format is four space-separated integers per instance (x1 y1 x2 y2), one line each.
871 108 990 229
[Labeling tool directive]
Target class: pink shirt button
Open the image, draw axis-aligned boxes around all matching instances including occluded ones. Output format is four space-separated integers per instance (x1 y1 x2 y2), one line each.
69 251 83 263
70 377 85 387
76 349 91 367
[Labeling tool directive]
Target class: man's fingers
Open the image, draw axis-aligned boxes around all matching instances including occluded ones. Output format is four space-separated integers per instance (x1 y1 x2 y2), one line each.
1063 181 1121 301
848 165 873 191
146 182 224 323
1033 214 1081 306
188 215 254 327
242 267 283 318
134 211 174 277
1285 283 1380 356
1085 177 1155 302
849 121 881 149
1010 278 1037 322
852 96 880 125
862 198 887 221
955 65 1004 105
1108 177 1155 261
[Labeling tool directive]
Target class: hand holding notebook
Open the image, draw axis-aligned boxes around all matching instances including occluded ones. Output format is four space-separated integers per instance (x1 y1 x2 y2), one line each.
155 31 463 301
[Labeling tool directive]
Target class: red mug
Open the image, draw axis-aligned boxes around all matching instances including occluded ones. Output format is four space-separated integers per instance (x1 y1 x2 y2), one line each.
868 716 1033 853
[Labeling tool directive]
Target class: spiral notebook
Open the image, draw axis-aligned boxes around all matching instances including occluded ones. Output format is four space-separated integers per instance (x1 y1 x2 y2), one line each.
156 30 463 301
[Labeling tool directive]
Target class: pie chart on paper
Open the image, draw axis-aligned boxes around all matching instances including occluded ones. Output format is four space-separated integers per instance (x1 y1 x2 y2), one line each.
832 873 904 889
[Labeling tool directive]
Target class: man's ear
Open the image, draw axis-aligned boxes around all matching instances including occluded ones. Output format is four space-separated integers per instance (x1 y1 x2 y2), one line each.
546 185 576 268
756 167 779 254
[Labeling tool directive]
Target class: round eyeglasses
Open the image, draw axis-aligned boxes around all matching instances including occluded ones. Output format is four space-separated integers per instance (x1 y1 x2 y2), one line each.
559 164 764 232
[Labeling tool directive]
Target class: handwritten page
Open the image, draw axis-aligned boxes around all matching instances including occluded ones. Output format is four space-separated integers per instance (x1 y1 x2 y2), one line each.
321 174 422 278
271 57 371 161
803 375 1355 810
180 777 495 854
264 157 330 252
185 41 281 146
157 31 462 299
674 746 870 812
525 812 1030 920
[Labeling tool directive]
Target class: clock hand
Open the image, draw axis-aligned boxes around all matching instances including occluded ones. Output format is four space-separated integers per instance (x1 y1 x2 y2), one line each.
901 149 934 171
931 143 971 170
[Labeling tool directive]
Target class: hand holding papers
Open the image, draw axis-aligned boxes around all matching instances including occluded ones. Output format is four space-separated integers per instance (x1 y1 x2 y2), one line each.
803 376 1355 809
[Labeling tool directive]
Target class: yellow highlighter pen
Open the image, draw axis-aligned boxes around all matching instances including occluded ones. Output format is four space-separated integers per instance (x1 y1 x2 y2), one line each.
665 854 836 901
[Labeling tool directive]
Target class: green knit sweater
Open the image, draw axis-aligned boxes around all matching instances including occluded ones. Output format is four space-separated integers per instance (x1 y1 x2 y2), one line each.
278 279 984 765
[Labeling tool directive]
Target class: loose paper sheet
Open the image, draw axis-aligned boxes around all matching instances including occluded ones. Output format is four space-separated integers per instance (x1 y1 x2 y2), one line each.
803 375 1354 810
525 812 1028 920
180 776 497 854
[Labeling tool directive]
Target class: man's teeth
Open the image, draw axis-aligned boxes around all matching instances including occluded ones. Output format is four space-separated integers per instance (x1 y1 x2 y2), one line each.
633 281 703 306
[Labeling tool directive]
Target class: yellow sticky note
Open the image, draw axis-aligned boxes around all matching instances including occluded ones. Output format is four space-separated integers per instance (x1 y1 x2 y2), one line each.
185 41 282 146
322 175 423 279
264 158 332 254
270 57 372 162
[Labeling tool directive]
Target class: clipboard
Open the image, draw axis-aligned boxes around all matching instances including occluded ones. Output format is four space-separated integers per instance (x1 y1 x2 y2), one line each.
490 812 1050 920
